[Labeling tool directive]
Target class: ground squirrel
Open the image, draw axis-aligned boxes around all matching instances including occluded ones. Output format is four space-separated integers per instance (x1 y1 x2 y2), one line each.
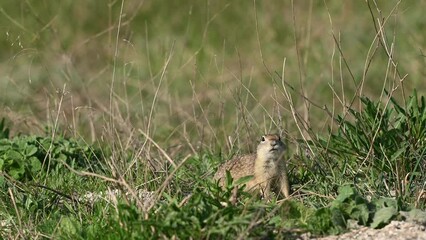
214 134 290 199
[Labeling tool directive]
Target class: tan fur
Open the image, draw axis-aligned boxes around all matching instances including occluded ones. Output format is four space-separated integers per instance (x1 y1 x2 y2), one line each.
214 134 290 198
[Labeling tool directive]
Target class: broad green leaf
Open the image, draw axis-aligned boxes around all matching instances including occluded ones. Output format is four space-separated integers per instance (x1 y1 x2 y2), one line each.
351 203 370 225
375 198 398 209
335 185 355 203
371 206 398 229
9 165 25 180
6 150 22 161
57 153 67 161
0 140 11 151
16 140 27 150
400 209 426 224
29 157 42 174
330 207 347 230
25 145 38 157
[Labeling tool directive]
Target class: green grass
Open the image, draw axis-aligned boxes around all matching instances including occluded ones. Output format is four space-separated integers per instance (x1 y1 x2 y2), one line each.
1 0 426 239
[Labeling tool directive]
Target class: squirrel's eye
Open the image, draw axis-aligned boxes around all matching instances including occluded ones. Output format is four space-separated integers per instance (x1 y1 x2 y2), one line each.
260 136 265 142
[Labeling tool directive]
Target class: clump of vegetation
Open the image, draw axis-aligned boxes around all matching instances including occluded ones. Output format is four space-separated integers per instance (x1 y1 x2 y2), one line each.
0 120 102 183
298 90 426 206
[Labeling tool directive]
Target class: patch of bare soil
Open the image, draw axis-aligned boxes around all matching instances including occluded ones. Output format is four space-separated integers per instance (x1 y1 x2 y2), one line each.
300 221 426 240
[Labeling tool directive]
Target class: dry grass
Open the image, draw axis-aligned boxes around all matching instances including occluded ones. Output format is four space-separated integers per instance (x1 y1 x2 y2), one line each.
0 0 423 194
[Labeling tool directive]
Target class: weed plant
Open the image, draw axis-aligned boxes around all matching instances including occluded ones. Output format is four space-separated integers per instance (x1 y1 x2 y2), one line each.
304 91 426 204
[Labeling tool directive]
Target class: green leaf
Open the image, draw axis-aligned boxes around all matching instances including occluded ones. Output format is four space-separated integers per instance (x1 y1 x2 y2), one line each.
330 207 347 230
307 207 344 235
370 206 398 229
25 145 38 157
390 147 406 162
6 150 22 161
29 157 42 174
351 203 370 225
268 215 282 226
400 209 426 224
335 185 355 203
375 198 398 209
57 153 67 161
9 165 25 180
0 140 11 151
59 216 79 235
234 175 254 186
225 171 233 187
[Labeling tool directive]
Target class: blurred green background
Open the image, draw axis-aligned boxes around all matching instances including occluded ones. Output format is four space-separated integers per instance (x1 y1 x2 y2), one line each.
0 0 425 153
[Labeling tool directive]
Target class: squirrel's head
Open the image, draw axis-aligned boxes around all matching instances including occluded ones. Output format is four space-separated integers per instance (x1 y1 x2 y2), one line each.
256 134 286 160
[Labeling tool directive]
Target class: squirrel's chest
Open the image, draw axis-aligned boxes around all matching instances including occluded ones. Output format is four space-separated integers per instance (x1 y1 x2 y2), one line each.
256 158 279 176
